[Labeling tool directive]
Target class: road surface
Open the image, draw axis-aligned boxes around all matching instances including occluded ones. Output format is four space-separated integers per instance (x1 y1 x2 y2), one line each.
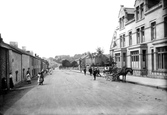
1 68 167 115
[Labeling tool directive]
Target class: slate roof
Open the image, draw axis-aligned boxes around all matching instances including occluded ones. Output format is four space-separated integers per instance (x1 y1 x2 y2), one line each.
124 8 135 14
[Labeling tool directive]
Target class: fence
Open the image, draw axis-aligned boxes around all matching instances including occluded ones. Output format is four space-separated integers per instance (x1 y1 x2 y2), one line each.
113 51 167 79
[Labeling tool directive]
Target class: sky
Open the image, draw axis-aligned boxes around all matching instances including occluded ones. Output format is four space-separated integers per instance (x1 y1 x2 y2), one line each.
0 0 135 58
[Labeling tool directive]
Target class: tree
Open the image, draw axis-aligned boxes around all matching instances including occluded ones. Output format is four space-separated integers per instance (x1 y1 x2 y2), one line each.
71 61 78 67
96 47 104 55
62 59 71 67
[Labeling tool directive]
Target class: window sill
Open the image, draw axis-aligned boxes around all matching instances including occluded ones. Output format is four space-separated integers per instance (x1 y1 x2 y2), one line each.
136 17 145 23
145 4 162 16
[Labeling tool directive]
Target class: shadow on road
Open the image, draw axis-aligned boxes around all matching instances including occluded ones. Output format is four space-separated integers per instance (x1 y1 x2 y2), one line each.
0 77 39 114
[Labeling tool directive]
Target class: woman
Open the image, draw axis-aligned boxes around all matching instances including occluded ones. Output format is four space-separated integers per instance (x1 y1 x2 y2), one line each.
26 71 31 84
9 72 14 89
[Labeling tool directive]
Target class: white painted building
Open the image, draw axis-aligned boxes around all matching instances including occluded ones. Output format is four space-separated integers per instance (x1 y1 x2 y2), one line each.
110 0 167 79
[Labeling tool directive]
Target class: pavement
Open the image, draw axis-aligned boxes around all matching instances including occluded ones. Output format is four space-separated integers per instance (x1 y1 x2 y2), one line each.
71 69 167 90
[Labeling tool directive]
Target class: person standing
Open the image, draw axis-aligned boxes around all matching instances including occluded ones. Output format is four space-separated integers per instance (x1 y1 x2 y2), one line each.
83 67 86 75
9 72 14 89
93 68 97 80
89 67 92 76
26 70 31 84
40 70 44 85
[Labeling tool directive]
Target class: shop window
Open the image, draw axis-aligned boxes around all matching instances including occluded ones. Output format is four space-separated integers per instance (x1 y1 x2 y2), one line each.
131 51 139 69
157 47 167 69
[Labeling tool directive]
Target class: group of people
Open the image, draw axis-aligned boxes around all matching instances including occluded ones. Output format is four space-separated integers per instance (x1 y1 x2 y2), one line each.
1 68 48 92
83 67 101 80
1 72 14 91
26 69 45 85
37 70 45 85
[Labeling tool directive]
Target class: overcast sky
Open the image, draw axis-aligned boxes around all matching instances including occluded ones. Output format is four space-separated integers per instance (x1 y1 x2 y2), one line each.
0 0 134 58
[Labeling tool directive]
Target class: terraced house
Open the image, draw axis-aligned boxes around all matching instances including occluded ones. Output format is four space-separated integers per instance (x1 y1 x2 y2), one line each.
110 0 167 79
0 35 49 92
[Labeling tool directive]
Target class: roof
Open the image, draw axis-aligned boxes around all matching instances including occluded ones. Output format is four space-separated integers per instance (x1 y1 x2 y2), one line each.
124 8 135 14
0 41 41 60
118 6 134 18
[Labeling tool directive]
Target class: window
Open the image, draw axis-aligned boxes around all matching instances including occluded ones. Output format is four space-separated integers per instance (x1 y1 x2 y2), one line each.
157 47 167 69
141 26 145 43
16 71 18 82
119 18 121 29
131 51 139 69
136 28 140 44
120 36 122 47
136 6 139 21
115 53 120 62
165 17 167 37
151 49 154 71
129 32 132 46
164 0 167 7
119 17 125 29
147 0 160 9
115 53 121 67
122 16 124 28
123 34 125 47
140 3 144 19
151 22 156 40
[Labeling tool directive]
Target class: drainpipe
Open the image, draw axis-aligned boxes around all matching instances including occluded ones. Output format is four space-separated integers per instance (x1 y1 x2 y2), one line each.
21 54 22 82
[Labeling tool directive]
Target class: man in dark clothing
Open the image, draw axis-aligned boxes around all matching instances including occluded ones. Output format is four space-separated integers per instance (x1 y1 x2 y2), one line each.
2 77 7 90
83 67 86 75
89 67 92 76
93 68 97 80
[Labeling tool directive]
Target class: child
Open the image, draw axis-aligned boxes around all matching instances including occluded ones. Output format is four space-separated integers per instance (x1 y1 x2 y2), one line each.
37 73 41 85
26 72 31 84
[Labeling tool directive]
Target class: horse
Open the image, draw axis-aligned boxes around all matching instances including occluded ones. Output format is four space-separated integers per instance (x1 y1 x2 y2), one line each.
118 67 133 82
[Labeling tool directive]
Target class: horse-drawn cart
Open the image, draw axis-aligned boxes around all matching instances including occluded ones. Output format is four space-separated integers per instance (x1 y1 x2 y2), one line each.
103 66 133 82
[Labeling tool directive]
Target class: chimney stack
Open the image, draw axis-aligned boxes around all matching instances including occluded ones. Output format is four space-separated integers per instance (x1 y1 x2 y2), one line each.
0 34 3 43
22 46 26 51
10 41 18 48
121 5 124 7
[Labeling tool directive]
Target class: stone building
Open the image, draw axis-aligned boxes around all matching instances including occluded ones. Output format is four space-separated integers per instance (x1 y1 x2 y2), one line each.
0 37 48 92
110 0 167 79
